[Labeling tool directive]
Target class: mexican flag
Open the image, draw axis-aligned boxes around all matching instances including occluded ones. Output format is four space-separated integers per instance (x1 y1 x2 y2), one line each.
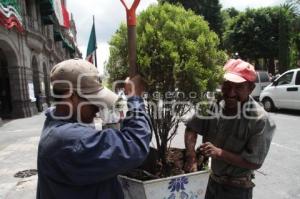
86 19 97 66
53 0 70 28
62 3 70 28
53 0 63 26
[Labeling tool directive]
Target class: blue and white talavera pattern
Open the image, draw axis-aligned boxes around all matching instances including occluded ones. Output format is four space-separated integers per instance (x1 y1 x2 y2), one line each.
165 176 204 199
119 170 209 199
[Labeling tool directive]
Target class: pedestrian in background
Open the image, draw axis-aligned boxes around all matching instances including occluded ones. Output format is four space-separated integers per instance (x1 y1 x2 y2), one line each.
36 59 151 199
184 59 276 199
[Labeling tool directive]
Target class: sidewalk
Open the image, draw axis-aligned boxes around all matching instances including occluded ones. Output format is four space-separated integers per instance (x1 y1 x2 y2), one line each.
0 114 44 199
0 137 38 199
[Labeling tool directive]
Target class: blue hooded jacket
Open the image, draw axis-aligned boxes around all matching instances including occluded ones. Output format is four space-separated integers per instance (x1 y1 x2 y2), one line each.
36 97 152 199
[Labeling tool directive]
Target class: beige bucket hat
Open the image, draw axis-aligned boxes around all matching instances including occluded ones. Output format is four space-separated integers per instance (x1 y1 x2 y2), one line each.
50 59 118 107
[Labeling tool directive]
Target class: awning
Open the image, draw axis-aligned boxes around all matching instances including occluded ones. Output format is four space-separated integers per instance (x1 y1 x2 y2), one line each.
54 28 63 41
53 25 75 54
40 0 54 25
42 15 55 25
62 37 75 54
40 0 53 9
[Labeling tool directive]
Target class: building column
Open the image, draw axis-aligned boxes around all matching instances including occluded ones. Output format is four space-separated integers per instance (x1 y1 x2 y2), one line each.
7 65 38 118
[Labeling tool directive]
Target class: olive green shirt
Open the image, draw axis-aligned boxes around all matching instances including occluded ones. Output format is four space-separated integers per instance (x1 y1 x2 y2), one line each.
186 97 276 177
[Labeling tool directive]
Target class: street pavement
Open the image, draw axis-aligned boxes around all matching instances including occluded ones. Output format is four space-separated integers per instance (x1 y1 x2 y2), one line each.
0 110 300 198
254 110 300 199
0 113 43 199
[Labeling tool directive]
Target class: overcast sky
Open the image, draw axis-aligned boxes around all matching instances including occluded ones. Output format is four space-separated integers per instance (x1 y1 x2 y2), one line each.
68 0 284 74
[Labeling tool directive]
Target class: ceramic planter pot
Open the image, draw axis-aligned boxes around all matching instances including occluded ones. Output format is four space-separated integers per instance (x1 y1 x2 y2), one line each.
119 170 209 199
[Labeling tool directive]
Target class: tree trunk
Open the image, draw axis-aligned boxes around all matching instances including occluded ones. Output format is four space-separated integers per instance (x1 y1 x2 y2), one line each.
254 59 260 70
268 57 275 75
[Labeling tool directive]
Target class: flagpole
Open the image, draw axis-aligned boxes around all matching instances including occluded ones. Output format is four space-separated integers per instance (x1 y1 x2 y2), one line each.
93 15 98 68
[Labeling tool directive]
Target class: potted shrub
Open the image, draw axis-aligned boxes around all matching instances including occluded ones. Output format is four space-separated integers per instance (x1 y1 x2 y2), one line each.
106 3 226 199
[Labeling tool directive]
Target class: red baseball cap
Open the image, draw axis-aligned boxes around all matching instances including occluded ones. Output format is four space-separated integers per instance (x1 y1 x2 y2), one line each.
223 59 256 83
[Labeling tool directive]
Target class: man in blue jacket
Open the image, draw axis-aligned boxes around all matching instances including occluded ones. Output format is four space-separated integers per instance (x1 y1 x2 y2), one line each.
36 59 152 199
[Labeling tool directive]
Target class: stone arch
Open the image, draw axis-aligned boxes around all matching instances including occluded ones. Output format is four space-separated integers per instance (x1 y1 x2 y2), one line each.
0 40 18 118
31 55 42 111
0 36 20 66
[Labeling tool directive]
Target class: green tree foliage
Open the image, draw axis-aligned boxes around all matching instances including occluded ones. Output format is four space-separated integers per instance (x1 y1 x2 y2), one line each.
223 7 281 72
221 7 240 47
221 7 240 29
278 4 295 73
277 2 299 72
159 0 223 38
106 3 226 176
223 5 299 73
223 7 240 18
293 28 300 60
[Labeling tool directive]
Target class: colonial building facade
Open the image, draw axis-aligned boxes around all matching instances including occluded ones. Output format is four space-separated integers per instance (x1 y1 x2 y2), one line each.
0 0 81 119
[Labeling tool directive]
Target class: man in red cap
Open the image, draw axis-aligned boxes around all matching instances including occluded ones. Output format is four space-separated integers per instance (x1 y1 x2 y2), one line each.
184 59 276 199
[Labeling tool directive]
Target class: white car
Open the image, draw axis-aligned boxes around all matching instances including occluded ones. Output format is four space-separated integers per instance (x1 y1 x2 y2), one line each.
251 71 271 100
259 68 300 111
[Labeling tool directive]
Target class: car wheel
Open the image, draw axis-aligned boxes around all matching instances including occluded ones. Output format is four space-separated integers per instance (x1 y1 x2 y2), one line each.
262 98 275 112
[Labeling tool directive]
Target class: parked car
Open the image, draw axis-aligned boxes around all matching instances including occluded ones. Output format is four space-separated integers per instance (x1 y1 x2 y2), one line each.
259 68 300 111
251 71 271 100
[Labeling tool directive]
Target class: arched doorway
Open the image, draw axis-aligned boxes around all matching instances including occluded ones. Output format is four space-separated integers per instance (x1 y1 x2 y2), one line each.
43 63 51 107
32 56 42 112
0 49 13 118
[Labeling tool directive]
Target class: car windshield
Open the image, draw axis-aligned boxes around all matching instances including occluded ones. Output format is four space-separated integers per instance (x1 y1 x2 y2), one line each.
276 72 294 86
259 72 270 82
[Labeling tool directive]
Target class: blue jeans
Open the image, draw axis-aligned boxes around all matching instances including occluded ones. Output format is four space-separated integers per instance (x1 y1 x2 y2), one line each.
205 177 253 199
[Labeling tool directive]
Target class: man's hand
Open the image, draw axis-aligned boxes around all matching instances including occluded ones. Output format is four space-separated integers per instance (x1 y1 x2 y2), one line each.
200 142 261 170
184 155 197 173
124 74 145 97
200 142 222 159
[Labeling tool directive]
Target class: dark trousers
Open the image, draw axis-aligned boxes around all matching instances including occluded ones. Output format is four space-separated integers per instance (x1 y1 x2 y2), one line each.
205 177 253 199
